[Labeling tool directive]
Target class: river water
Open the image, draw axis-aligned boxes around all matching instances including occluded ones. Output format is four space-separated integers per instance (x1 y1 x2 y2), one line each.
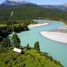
17 20 67 67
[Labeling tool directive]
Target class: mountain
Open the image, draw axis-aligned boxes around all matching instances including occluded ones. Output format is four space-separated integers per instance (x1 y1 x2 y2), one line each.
0 0 67 21
40 5 67 11
64 3 67 7
1 0 33 6
1 0 67 11
1 0 20 6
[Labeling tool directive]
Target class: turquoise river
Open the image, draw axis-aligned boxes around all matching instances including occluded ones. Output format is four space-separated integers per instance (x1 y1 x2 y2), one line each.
17 20 67 67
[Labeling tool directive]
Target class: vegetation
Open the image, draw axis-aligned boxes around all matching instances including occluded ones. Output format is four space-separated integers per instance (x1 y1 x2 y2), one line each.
0 33 63 67
0 38 10 47
26 44 31 50
64 21 67 25
0 5 67 22
11 32 20 47
0 20 36 39
0 45 62 67
34 41 40 52
0 37 10 47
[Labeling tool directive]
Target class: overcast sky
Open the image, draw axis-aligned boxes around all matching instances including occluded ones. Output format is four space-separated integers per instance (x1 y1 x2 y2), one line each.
0 0 67 5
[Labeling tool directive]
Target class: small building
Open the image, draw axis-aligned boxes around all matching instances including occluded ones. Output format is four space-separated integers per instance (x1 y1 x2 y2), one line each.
13 48 22 53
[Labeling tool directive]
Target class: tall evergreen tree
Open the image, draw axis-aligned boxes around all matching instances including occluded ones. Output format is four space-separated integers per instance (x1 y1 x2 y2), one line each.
11 32 20 48
26 44 31 50
6 37 11 47
34 41 40 51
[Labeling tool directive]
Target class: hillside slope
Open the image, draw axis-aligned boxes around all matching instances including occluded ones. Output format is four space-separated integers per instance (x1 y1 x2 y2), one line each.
0 48 62 67
0 3 67 21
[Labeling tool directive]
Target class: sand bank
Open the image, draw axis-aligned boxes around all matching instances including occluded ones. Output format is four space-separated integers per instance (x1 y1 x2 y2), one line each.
58 25 67 29
40 31 67 43
28 23 49 28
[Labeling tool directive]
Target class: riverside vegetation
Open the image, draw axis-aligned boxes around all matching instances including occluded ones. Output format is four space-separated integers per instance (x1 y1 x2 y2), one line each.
0 20 37 39
0 32 63 67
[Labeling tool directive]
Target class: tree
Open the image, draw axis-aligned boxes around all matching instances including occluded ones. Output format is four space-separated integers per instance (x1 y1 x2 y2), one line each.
34 41 40 51
26 44 31 50
1 38 10 48
11 32 20 48
6 36 11 47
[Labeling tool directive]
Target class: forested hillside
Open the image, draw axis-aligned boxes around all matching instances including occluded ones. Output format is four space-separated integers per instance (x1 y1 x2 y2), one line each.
0 40 62 67
0 4 67 21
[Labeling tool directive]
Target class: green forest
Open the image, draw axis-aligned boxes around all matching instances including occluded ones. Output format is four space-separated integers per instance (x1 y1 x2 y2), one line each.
0 5 67 22
0 32 62 67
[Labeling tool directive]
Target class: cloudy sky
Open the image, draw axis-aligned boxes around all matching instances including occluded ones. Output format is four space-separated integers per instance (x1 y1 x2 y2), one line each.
0 0 67 5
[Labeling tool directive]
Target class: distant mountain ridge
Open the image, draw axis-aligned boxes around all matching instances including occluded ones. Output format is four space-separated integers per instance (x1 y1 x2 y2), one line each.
1 0 67 11
64 3 67 7
0 0 67 21
40 5 67 11
1 0 33 6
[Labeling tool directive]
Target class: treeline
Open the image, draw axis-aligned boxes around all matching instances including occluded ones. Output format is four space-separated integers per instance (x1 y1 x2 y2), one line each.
0 5 67 21
0 32 40 50
0 20 35 39
0 32 62 67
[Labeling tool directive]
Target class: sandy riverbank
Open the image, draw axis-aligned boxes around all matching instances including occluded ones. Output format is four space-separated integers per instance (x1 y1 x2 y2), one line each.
49 25 67 33
28 23 49 28
40 31 67 43
58 25 67 29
